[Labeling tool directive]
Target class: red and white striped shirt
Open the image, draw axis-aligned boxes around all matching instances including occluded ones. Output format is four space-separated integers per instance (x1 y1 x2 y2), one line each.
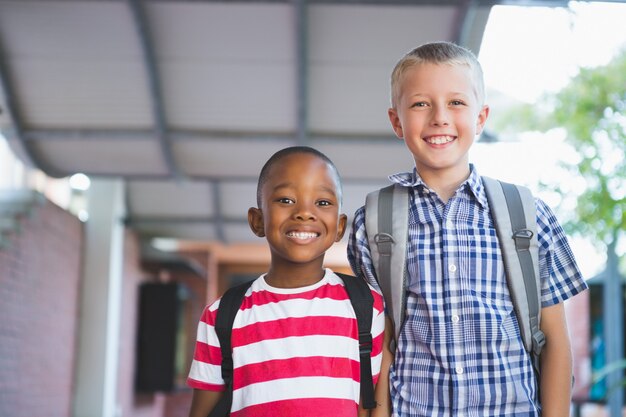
188 269 385 417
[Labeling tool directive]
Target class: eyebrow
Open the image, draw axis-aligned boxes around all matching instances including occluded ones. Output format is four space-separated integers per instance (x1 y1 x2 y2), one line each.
270 182 338 197
318 185 339 197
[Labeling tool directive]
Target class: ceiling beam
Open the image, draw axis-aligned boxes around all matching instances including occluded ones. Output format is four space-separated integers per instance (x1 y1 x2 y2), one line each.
5 0 607 6
453 0 478 48
128 0 182 179
0 37 67 177
125 216 249 225
22 128 399 144
143 0 574 5
294 0 309 146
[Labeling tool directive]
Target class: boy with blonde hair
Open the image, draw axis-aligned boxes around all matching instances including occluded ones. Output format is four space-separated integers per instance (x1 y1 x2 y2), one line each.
348 41 587 416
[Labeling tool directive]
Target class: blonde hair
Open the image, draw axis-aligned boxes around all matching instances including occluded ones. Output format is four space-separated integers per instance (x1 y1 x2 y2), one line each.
390 41 485 108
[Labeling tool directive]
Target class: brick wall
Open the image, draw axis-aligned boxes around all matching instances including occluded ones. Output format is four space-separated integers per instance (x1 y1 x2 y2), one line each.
0 198 83 417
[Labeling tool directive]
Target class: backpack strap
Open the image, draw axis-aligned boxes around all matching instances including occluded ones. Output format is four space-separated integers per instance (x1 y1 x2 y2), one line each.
210 280 255 417
482 176 545 377
335 272 376 410
365 184 409 343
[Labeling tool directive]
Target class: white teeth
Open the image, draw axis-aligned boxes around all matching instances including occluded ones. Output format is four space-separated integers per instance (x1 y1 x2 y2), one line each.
287 232 318 239
425 136 454 144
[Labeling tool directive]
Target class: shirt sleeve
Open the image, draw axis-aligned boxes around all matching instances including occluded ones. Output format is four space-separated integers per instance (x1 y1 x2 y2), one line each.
347 205 382 293
369 286 386 385
535 198 588 307
187 300 226 391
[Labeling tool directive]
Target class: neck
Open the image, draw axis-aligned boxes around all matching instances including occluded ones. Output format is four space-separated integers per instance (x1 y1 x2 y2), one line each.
265 262 326 289
417 165 471 203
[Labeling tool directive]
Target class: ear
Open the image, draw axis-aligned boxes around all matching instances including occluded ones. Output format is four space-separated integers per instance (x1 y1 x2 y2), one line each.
475 104 490 135
335 213 348 242
248 207 265 237
388 108 404 139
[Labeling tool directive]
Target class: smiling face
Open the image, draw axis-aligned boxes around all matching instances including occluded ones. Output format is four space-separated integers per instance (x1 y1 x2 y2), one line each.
388 62 489 183
248 152 347 286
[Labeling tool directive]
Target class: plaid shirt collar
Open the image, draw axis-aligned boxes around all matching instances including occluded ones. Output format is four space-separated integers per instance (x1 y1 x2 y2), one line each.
387 164 489 208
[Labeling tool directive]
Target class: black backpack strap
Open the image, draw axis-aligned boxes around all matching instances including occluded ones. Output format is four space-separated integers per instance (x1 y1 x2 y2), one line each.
209 280 255 417
335 272 376 410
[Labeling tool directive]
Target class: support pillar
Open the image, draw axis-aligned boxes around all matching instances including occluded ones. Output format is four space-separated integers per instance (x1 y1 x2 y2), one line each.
604 240 623 417
73 179 126 417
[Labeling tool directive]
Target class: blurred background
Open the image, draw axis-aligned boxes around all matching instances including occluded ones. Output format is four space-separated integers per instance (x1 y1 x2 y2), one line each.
0 1 625 416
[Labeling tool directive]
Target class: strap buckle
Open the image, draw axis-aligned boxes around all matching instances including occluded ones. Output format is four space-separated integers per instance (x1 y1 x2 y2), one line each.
359 332 373 355
221 361 234 381
374 233 395 256
512 229 533 250
532 330 546 355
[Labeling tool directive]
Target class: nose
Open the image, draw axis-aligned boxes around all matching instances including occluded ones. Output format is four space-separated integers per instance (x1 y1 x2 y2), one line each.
294 201 316 221
431 104 450 126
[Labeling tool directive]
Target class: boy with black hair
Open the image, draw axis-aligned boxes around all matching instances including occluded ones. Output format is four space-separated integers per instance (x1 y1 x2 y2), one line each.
348 41 588 416
188 146 392 417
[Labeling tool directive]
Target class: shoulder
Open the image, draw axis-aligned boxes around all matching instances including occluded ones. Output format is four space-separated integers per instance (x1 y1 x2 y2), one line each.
330 270 384 310
352 184 414 228
352 204 366 226
215 277 262 314
533 196 558 223
533 197 564 236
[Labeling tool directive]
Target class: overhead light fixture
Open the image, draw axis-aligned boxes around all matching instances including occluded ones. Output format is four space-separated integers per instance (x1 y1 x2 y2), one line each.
69 173 91 191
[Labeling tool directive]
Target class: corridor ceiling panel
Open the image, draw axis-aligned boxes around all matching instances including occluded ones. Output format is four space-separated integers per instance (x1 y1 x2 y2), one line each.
0 0 568 244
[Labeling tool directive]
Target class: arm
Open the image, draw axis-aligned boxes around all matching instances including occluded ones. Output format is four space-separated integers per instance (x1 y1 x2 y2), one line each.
187 302 228 417
188 389 224 417
533 199 588 416
539 302 572 417
370 315 394 417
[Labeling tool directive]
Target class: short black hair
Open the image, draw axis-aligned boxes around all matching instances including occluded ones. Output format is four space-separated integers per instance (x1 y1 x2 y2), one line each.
256 146 342 208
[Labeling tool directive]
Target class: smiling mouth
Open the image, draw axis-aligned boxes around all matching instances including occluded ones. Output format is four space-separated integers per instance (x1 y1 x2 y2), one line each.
286 231 320 240
424 135 455 145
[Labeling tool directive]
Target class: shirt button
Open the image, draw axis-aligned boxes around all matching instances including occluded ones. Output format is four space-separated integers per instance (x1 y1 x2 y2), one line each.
455 366 464 374
451 315 460 324
448 264 457 272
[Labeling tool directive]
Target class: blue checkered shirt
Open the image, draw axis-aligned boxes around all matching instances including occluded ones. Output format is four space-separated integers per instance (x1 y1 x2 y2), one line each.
348 166 588 417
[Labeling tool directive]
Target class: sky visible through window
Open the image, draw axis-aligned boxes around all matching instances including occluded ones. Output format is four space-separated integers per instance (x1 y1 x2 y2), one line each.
475 1 626 278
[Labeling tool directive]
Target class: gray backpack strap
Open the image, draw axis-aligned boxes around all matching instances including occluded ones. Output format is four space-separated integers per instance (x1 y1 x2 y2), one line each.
482 176 544 375
365 184 409 343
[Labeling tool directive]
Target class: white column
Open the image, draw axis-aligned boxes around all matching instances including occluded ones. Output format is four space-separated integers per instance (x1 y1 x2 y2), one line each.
73 179 126 417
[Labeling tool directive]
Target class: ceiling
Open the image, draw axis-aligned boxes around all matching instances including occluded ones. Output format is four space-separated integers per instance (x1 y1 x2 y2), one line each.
0 0 580 246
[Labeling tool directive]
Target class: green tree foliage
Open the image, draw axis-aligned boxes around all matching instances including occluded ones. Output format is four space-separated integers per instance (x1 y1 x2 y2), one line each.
494 49 626 254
